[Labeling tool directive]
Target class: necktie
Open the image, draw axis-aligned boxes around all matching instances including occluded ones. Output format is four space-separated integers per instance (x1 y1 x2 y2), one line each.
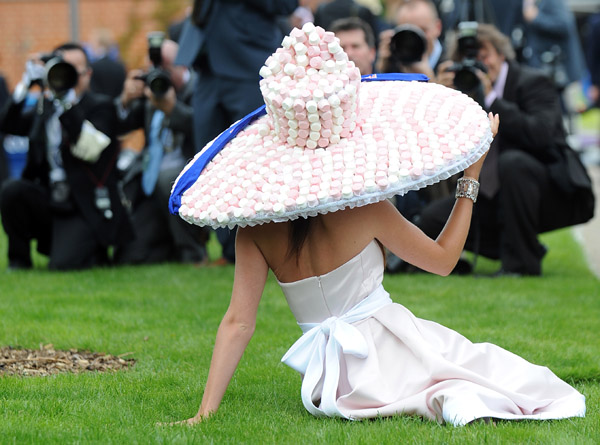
142 110 165 196
479 139 500 199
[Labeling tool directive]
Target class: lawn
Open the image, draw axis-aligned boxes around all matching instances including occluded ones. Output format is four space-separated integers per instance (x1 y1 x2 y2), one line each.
0 227 598 444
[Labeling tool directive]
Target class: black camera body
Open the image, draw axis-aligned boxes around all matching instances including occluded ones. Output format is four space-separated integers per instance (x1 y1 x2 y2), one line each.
389 24 427 65
448 22 487 95
135 69 172 98
35 53 79 96
135 31 172 98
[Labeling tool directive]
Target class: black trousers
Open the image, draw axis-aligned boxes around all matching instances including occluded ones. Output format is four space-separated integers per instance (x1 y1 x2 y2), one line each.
0 178 109 270
113 166 209 265
417 150 576 275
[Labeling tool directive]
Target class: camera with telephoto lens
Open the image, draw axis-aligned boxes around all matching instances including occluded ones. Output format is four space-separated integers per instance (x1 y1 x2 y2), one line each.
134 31 172 98
389 24 428 65
36 53 79 97
447 22 487 95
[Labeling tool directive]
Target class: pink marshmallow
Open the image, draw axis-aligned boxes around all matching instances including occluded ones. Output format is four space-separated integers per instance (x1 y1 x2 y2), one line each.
322 31 335 43
307 45 320 57
318 99 330 111
298 128 310 138
318 138 329 148
293 99 305 112
309 57 323 69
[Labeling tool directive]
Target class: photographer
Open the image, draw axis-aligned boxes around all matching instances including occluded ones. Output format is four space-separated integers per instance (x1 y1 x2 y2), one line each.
376 0 444 80
114 36 209 265
417 23 594 276
0 42 133 270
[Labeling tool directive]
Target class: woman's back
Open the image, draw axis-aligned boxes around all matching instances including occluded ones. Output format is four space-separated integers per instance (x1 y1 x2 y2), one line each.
247 204 382 283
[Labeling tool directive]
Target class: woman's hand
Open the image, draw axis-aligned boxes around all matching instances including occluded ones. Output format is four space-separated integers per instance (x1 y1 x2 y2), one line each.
489 111 499 137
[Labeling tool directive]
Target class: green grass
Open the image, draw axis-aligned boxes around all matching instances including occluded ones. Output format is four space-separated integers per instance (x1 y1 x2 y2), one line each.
0 228 598 444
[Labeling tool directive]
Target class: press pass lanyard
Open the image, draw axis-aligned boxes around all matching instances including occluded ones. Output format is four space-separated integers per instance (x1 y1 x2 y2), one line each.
84 150 119 220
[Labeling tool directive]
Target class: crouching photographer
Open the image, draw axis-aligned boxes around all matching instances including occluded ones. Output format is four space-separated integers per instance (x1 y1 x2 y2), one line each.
114 33 209 265
415 23 595 276
0 42 133 270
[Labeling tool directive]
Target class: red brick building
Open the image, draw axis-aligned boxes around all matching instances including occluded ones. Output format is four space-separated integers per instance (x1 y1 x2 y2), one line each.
0 0 188 90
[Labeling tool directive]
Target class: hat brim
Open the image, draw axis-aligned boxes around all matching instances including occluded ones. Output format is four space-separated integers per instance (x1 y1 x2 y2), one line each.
170 78 492 229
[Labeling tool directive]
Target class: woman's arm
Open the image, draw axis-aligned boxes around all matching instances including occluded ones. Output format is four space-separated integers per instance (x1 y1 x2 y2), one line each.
184 227 269 424
374 113 499 276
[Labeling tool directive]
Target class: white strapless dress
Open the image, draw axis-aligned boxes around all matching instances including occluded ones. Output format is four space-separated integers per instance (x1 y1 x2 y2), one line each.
278 240 585 426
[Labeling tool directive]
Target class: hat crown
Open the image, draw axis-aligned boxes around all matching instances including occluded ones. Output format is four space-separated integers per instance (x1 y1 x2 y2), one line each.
259 23 362 150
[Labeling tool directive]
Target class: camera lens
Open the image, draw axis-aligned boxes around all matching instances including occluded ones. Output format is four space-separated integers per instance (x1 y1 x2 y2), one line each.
390 24 427 65
146 69 171 98
453 68 480 93
45 57 78 95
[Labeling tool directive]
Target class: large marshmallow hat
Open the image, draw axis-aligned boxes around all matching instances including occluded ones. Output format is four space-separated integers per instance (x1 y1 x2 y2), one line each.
169 23 493 229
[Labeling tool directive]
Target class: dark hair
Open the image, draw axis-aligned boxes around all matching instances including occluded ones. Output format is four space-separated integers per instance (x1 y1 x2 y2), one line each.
330 17 376 49
286 215 387 267
287 217 312 263
448 23 515 62
53 42 91 67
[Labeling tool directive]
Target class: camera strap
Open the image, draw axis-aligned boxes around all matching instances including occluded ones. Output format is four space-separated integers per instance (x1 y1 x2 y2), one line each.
83 149 119 220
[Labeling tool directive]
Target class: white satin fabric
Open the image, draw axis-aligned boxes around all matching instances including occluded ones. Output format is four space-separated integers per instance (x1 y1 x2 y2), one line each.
278 240 586 426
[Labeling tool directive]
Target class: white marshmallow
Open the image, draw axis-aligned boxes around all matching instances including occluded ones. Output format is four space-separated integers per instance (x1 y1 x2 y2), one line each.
267 60 281 74
328 94 340 107
324 60 336 73
306 100 318 113
259 66 272 78
296 55 309 66
302 22 316 34
294 42 307 55
282 35 294 48
328 41 341 54
284 63 296 76
258 124 270 136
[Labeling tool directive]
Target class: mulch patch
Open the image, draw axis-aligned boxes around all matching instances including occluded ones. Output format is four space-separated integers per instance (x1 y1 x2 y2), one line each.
0 344 135 377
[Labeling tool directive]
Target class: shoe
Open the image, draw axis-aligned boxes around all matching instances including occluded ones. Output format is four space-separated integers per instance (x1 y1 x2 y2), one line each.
7 260 32 271
385 253 421 274
491 268 541 278
451 258 473 275
209 257 234 267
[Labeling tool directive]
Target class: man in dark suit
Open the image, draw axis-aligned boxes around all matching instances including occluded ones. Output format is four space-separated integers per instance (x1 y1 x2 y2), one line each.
175 0 298 264
114 38 209 265
0 43 133 270
0 73 9 185
416 24 594 276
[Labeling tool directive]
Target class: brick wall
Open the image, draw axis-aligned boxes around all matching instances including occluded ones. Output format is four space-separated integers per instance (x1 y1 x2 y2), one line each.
0 0 188 90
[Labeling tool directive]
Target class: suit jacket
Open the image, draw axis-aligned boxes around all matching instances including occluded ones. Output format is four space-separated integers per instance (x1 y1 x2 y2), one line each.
522 0 586 85
0 91 133 247
489 61 567 165
90 56 127 99
116 74 196 167
175 0 298 80
488 60 594 224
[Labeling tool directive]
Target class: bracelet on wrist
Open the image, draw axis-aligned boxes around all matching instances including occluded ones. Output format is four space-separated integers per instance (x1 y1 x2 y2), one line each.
455 177 480 203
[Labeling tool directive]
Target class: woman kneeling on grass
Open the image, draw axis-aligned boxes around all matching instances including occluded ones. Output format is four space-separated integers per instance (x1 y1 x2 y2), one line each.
167 24 585 427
